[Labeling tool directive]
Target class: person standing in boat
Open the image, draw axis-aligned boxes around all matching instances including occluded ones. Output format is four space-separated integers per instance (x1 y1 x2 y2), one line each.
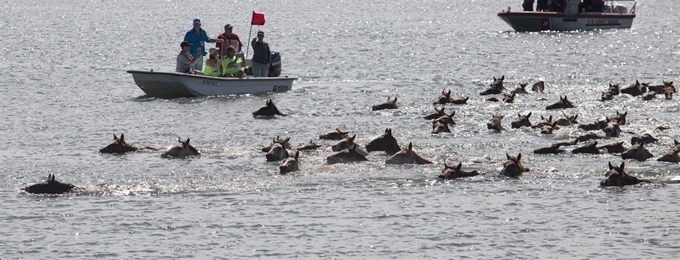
203 48 224 77
591 0 604 12
183 18 223 71
217 24 243 58
251 30 271 77
176 41 204 75
536 0 549 11
523 0 534 11
221 46 244 78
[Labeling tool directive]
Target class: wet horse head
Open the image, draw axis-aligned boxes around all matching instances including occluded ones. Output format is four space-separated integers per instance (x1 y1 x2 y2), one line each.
602 121 621 138
319 128 349 140
572 141 599 154
365 128 400 155
438 162 480 180
545 95 574 110
657 140 680 163
424 106 447 120
266 139 291 161
503 92 516 103
631 133 658 145
326 145 369 164
331 134 367 156
261 136 292 152
512 83 528 94
621 143 654 162
297 140 322 151
500 153 527 178
487 115 504 132
252 99 286 117
161 137 200 158
600 162 649 187
431 119 451 134
597 141 626 154
279 151 300 174
555 113 578 126
609 111 627 125
372 97 398 111
99 134 138 154
434 89 453 104
511 112 532 129
22 174 75 194
621 80 646 96
385 142 433 165
480 75 505 95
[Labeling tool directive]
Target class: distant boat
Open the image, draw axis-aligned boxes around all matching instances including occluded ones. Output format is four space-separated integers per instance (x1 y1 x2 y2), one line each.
498 0 636 32
127 70 296 98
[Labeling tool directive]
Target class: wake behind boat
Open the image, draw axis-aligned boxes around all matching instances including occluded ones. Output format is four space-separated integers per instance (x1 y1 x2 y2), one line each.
128 70 297 98
498 0 636 32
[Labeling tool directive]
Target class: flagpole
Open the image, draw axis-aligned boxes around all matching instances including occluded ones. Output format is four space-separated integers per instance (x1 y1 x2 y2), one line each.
245 11 254 62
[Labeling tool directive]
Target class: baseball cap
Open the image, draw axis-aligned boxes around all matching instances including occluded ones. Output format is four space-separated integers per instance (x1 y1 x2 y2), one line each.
257 30 264 36
180 41 192 47
193 18 201 24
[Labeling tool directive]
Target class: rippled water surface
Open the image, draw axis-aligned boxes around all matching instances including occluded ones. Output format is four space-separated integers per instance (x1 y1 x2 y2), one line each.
2 0 680 258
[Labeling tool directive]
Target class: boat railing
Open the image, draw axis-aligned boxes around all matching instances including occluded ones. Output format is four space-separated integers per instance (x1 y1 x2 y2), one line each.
604 0 636 14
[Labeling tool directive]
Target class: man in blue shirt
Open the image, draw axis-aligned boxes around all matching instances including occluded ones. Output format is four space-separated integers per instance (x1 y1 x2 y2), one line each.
184 18 223 71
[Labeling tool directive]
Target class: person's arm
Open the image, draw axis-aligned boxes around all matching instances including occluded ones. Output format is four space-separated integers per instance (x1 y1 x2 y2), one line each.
186 49 201 64
265 45 272 66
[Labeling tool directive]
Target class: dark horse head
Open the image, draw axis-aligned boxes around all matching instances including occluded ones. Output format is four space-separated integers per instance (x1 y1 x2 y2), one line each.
319 128 349 140
545 95 574 110
252 99 286 117
621 143 654 162
438 162 479 180
511 112 532 129
22 174 75 194
99 134 138 154
266 139 291 162
280 151 300 174
161 137 200 158
385 142 433 165
480 75 505 95
600 162 650 187
326 145 369 164
500 153 527 178
372 97 398 111
365 128 400 155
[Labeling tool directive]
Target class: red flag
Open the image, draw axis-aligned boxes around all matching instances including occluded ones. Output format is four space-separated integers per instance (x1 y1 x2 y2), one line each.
251 12 265 25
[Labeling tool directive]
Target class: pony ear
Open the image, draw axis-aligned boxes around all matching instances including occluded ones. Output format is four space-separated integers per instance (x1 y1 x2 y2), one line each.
456 162 462 171
446 89 451 96
444 162 449 168
185 138 191 145
120 134 125 142
451 110 456 116
350 134 356 141
506 153 511 160
608 162 615 170
619 162 625 171
408 142 413 150
284 137 290 143
113 134 118 140
527 112 532 118
675 139 679 145
500 75 505 80
294 151 300 160
393 97 397 103
517 153 522 161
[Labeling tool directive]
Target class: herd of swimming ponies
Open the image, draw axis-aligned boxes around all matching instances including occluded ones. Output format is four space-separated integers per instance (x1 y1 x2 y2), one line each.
22 76 680 194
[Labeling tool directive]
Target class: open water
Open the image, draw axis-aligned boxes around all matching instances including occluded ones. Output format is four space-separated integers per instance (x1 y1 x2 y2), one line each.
1 0 680 259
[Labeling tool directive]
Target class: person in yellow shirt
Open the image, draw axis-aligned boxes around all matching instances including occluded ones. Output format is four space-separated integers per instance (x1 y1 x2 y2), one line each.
203 48 224 77
221 46 244 78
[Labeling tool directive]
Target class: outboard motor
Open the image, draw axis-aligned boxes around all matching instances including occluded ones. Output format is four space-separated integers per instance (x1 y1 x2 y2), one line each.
268 51 281 77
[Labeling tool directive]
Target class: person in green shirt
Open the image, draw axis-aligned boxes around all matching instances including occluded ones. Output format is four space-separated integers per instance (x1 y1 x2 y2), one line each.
203 48 224 77
221 46 244 78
